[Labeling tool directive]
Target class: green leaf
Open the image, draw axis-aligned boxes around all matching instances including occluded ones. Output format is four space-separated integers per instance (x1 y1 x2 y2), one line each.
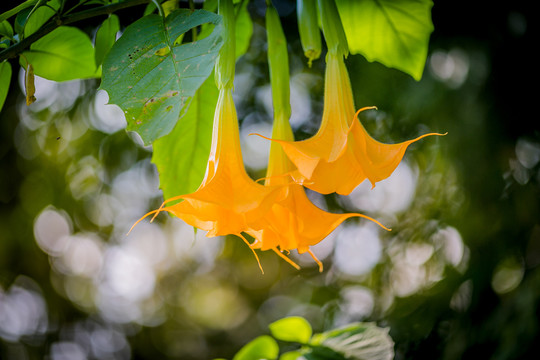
233 335 279 360
20 26 99 81
269 316 313 344
99 9 223 145
151 73 218 200
0 0 39 23
0 20 14 38
279 351 304 360
336 0 434 81
14 7 32 35
24 0 60 38
94 14 120 67
0 61 11 112
309 322 394 360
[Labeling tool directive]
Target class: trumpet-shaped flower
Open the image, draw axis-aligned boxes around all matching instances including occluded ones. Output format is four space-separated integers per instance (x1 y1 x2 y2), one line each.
247 113 390 272
131 89 286 265
255 52 445 195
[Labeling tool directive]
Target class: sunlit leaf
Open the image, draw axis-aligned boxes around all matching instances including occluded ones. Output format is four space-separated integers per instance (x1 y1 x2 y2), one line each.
151 73 218 200
336 0 434 80
0 61 11 112
309 322 394 360
20 26 99 81
269 316 313 344
233 335 279 360
94 14 120 67
99 9 223 145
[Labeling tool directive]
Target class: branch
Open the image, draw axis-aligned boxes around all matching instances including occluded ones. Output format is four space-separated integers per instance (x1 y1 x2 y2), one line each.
0 0 151 63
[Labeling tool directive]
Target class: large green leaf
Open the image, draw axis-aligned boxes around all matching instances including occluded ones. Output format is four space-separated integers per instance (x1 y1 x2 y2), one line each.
269 316 313 344
99 9 223 145
0 61 11 112
336 0 434 80
233 335 279 360
20 26 99 81
151 73 218 200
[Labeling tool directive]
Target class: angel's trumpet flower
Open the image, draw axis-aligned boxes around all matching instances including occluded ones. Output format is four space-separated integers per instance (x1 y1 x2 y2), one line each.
255 52 446 195
131 89 283 235
130 88 285 272
130 0 289 273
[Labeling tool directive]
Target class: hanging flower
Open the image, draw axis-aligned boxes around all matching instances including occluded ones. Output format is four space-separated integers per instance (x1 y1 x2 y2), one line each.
254 52 446 195
130 0 292 273
130 88 286 271
246 112 390 272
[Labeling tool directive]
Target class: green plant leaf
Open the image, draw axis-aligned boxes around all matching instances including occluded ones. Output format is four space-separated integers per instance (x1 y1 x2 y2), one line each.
233 335 279 360
0 0 39 23
94 14 120 67
269 316 313 344
0 20 14 38
99 9 223 145
151 72 218 200
14 7 32 35
279 351 304 360
24 0 60 38
0 61 11 112
20 26 99 81
309 322 394 360
336 0 434 80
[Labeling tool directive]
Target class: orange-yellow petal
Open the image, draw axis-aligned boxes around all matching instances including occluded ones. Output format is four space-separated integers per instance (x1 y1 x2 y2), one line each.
350 109 447 188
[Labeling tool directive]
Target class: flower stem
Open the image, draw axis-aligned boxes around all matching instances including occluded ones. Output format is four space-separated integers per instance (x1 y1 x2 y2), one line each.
266 2 291 122
215 0 236 89
317 0 348 57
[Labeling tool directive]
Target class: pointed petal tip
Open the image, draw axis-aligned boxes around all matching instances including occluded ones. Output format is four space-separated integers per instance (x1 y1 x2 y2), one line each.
127 208 162 236
352 213 392 231
272 248 301 270
306 249 323 272
239 233 265 274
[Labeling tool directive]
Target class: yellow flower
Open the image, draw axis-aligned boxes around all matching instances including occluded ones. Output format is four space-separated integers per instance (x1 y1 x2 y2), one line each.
247 112 390 272
255 52 445 195
131 89 286 271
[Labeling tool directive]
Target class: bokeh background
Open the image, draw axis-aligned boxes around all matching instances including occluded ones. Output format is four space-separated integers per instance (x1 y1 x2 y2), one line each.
1 0 538 359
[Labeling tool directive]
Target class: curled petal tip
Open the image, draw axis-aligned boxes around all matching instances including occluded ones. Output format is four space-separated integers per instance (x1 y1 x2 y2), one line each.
249 132 269 140
354 106 378 118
